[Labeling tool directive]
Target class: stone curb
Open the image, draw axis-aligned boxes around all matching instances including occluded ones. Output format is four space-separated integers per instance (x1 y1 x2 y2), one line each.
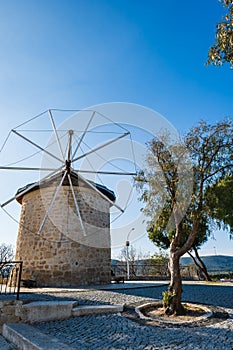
2 323 76 350
135 302 213 325
19 300 124 322
72 304 124 316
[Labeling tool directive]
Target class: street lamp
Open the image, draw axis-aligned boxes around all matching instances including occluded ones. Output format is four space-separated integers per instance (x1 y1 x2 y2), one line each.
126 228 135 280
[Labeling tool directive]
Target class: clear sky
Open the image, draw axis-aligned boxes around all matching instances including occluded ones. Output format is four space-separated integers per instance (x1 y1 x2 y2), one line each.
0 0 232 257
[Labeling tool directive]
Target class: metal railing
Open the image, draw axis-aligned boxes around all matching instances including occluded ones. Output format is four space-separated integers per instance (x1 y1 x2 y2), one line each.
112 261 233 281
111 262 170 279
0 261 23 300
111 262 202 280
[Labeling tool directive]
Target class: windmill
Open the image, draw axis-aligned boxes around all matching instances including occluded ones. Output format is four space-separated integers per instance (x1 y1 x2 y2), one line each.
0 109 137 286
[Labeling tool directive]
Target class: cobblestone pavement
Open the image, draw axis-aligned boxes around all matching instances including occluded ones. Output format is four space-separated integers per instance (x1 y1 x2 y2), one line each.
0 336 17 350
34 311 233 350
1 283 233 349
32 283 233 350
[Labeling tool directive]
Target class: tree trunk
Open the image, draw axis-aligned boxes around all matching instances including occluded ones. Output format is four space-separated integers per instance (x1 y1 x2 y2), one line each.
165 251 185 315
193 246 212 281
188 251 205 280
163 216 201 315
188 248 212 281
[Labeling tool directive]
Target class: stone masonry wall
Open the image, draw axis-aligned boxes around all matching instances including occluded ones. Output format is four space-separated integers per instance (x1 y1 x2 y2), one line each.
15 181 112 287
0 301 22 333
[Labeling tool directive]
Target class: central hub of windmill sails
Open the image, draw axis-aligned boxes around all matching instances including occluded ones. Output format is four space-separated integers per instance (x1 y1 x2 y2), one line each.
65 160 71 173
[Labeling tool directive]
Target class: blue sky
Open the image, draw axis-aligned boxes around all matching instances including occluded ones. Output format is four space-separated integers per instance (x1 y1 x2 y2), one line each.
0 0 233 257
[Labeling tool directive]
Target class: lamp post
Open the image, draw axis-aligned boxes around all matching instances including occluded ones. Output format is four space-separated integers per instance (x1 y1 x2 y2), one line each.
125 228 135 280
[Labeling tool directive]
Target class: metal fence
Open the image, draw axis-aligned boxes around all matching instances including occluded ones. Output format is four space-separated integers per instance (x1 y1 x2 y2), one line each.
0 261 23 300
208 270 233 280
111 261 201 280
112 261 233 281
111 262 170 280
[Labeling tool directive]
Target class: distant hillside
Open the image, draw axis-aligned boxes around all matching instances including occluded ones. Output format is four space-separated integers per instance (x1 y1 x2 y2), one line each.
111 255 233 272
180 255 233 271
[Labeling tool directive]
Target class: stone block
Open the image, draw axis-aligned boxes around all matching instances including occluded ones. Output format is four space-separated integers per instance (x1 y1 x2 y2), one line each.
72 304 124 317
22 301 78 322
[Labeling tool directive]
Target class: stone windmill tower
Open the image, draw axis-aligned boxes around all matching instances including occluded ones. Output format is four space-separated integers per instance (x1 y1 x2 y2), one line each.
0 110 131 287
14 168 115 287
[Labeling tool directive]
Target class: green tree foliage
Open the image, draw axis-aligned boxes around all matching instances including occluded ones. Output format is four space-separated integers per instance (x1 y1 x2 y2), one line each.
149 251 169 276
205 175 233 236
136 119 233 315
147 206 209 252
207 0 233 67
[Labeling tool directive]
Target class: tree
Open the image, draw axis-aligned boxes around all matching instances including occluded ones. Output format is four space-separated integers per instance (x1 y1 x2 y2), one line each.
0 243 14 262
0 243 14 272
136 119 233 315
207 0 233 67
118 245 140 277
117 246 169 277
149 251 169 276
117 245 150 278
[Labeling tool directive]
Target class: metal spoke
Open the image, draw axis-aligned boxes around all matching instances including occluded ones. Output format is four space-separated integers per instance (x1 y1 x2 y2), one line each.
1 182 38 208
12 130 63 164
78 173 124 213
72 132 130 163
0 167 64 208
71 111 95 161
67 174 87 236
38 170 67 235
67 130 73 162
49 109 65 161
0 166 58 171
74 169 137 176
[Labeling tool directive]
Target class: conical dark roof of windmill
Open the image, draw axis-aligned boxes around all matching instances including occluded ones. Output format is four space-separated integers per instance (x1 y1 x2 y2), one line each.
15 170 116 204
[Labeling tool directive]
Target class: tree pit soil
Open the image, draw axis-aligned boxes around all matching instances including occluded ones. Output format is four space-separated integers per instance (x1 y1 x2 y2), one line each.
144 303 208 322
